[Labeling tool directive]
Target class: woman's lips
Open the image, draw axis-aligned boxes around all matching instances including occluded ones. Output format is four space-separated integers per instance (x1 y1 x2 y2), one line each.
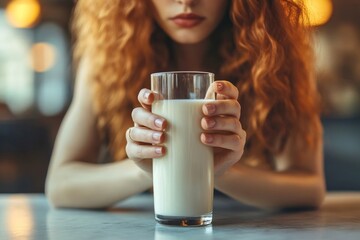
170 13 205 28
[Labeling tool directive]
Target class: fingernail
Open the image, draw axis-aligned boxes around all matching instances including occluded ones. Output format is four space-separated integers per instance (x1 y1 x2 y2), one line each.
155 119 163 128
152 132 161 142
216 82 223 91
205 134 214 143
144 92 150 99
205 104 216 115
206 118 216 128
155 147 163 154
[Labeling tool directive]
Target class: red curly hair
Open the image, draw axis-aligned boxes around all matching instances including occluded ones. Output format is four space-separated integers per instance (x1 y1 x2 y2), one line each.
72 0 321 162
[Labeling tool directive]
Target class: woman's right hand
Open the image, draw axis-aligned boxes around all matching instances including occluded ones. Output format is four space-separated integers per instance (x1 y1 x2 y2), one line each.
125 88 167 174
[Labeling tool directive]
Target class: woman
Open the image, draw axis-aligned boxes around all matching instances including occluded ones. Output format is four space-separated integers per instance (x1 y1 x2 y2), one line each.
46 0 325 209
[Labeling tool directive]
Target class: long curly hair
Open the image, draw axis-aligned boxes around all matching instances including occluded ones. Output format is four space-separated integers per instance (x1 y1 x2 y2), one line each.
72 0 322 162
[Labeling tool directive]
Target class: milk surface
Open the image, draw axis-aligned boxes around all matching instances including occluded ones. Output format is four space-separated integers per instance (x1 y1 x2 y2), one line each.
152 99 214 217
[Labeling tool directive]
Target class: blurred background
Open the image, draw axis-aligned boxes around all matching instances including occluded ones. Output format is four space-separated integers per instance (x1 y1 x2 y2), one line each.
0 0 359 193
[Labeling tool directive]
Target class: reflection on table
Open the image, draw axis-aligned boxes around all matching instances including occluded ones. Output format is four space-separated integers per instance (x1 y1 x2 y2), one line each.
0 192 359 240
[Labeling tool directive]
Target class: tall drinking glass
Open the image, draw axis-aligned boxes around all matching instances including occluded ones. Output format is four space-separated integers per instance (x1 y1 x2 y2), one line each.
151 71 215 226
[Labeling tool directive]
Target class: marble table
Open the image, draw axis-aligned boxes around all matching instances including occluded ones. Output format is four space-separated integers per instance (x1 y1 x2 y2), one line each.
0 192 359 240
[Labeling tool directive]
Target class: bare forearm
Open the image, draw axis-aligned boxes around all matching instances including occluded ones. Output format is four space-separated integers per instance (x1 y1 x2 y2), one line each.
215 164 326 209
46 159 152 208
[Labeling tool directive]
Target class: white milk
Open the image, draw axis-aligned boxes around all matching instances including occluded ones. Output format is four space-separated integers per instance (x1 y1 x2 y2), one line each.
152 99 214 217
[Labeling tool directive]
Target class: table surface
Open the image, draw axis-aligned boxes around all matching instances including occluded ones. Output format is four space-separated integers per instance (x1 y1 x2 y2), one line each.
0 192 359 240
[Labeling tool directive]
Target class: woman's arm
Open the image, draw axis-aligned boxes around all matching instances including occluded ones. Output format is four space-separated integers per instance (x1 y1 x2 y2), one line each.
198 81 325 209
215 130 326 209
45 60 152 209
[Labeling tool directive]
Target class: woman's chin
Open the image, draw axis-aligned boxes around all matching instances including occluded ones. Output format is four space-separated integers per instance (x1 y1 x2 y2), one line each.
169 33 210 45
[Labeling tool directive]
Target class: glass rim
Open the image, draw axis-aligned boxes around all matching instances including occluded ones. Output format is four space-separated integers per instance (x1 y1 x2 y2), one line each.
151 71 214 77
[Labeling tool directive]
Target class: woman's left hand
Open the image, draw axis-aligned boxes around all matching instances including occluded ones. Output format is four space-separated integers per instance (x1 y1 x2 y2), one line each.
201 81 246 176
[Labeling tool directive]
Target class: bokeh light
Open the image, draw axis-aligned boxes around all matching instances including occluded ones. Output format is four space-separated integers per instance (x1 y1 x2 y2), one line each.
29 43 56 72
302 0 333 26
5 196 34 239
5 0 41 28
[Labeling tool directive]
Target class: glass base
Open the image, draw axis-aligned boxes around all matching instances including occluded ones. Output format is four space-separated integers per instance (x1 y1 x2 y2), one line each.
155 213 212 226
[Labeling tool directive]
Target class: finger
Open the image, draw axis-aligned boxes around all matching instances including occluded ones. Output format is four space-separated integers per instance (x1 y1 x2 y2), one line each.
207 81 238 99
205 87 215 100
126 142 165 160
202 100 241 119
205 81 238 100
127 126 165 144
216 93 231 100
215 81 239 99
138 89 163 110
201 132 246 152
131 107 167 131
138 88 154 110
201 116 242 135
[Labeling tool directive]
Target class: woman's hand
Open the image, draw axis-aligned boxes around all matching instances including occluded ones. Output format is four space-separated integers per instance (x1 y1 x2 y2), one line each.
201 81 246 176
125 89 167 173
126 81 246 176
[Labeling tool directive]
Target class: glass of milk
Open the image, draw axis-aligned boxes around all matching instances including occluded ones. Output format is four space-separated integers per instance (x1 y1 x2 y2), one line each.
151 71 215 226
